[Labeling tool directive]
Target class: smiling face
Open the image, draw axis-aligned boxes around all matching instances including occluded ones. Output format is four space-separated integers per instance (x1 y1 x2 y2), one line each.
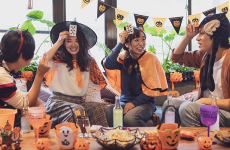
64 36 79 59
196 26 214 54
125 31 146 59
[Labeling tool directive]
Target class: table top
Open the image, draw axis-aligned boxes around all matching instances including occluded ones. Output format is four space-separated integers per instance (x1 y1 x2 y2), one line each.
1 127 230 150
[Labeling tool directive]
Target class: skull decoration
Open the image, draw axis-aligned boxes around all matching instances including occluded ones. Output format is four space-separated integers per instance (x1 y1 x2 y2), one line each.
197 136 212 150
192 18 199 23
155 21 162 27
36 138 51 150
75 140 90 150
137 18 145 24
173 21 180 27
99 5 106 12
117 14 124 20
140 134 162 150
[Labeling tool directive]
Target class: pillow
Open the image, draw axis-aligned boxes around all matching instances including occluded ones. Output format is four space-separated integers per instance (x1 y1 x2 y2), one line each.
100 84 120 104
15 78 27 92
178 92 197 101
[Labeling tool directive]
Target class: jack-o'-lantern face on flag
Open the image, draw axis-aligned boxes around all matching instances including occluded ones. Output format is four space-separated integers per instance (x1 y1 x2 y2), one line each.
134 14 149 30
97 0 111 18
169 16 183 34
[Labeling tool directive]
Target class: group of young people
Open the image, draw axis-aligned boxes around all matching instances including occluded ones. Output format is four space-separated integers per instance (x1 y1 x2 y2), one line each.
0 12 229 128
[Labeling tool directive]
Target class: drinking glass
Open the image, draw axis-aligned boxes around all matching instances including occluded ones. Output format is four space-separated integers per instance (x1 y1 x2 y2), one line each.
76 116 91 138
28 107 46 145
200 105 218 137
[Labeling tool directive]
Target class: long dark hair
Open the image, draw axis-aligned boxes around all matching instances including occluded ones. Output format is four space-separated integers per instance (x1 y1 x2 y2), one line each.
123 27 146 74
0 30 35 63
55 31 91 72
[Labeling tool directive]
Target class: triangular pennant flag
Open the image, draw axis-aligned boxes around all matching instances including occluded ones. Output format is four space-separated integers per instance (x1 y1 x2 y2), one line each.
81 0 94 9
152 17 167 36
169 16 183 34
115 8 130 28
216 1 230 20
134 14 148 30
203 7 216 16
97 0 111 18
187 13 201 24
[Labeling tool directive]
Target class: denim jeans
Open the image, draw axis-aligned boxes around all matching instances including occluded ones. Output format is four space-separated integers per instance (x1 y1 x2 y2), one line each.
106 102 154 127
162 98 230 127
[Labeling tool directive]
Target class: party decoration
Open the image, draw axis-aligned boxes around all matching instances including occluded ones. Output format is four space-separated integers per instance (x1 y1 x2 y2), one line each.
192 70 200 92
156 123 181 149
134 14 148 30
216 1 230 20
168 72 182 97
115 8 130 28
140 134 162 150
36 138 51 150
187 13 201 24
197 136 212 150
74 140 90 150
152 18 167 36
34 115 53 137
97 0 111 18
203 7 216 16
169 16 183 34
81 0 94 9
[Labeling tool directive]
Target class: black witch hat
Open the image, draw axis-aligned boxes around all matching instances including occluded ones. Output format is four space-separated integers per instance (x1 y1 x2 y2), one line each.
200 12 230 92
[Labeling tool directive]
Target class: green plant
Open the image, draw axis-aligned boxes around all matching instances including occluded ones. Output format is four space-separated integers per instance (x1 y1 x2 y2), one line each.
10 10 55 71
96 42 111 57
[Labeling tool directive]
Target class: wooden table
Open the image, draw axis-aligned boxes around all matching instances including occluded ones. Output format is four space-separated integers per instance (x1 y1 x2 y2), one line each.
2 127 230 150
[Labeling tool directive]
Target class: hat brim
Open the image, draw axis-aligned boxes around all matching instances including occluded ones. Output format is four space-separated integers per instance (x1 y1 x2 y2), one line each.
50 21 97 48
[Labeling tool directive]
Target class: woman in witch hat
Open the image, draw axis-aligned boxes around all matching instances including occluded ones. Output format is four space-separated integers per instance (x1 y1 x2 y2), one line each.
44 21 108 127
162 12 230 127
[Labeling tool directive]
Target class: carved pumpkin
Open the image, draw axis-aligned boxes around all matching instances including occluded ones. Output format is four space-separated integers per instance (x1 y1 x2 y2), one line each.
197 136 212 150
137 18 144 24
83 0 90 4
155 21 162 27
117 14 124 20
34 115 53 137
192 18 199 23
140 134 162 150
222 7 228 13
75 140 90 150
173 21 180 27
36 138 50 150
4 120 12 132
156 123 181 149
99 5 106 12
168 90 180 97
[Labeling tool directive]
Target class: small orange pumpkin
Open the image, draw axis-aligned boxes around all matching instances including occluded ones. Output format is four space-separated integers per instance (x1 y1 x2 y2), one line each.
197 136 212 150
140 134 162 150
75 140 90 150
36 138 50 150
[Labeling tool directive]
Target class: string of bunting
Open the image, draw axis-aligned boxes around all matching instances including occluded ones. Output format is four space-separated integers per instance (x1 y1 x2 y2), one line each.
81 0 230 35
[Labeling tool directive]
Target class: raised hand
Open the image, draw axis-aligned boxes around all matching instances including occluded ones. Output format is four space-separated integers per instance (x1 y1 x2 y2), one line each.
119 30 129 44
57 31 70 45
186 23 199 39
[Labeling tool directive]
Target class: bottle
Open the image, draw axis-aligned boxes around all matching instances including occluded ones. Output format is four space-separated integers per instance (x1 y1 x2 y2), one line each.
113 96 123 127
21 96 31 133
210 95 219 131
165 96 175 123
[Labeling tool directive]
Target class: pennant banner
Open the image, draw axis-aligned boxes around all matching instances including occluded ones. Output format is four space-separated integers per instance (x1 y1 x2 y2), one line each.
115 8 130 28
134 14 148 30
216 1 230 20
169 16 183 34
152 18 167 36
81 0 94 9
187 13 201 24
203 7 216 16
97 0 111 18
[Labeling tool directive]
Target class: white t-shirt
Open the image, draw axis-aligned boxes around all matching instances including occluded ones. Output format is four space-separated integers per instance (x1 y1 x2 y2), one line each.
203 54 226 99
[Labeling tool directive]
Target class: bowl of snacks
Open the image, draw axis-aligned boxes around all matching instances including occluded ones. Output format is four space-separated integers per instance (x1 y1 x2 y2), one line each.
214 129 230 144
92 126 143 150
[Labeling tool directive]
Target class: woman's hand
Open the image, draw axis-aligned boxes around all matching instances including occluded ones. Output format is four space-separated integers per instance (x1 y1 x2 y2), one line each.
123 102 135 114
119 31 129 44
37 53 50 76
185 23 199 39
196 98 211 105
57 31 70 45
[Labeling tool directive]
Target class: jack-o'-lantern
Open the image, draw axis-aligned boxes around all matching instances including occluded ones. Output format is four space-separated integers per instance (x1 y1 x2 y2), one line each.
192 18 199 23
36 138 50 150
222 7 228 13
83 0 90 4
168 90 180 97
34 115 53 137
75 140 90 150
140 134 162 150
99 5 106 12
4 120 12 132
137 18 144 24
156 123 181 149
173 20 180 27
117 14 124 20
197 136 212 150
155 21 162 27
